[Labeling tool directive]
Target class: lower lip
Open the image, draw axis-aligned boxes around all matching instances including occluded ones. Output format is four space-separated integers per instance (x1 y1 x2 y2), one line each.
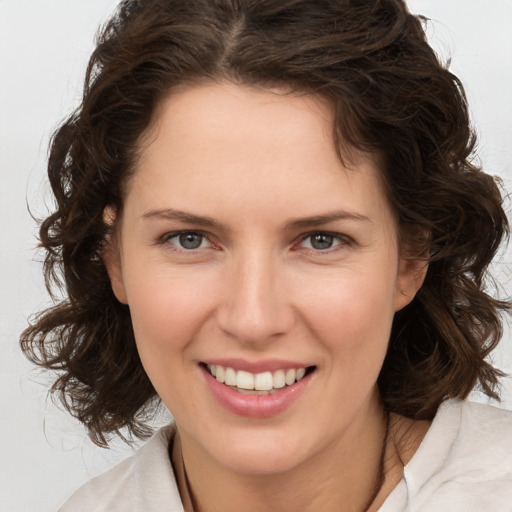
201 366 313 418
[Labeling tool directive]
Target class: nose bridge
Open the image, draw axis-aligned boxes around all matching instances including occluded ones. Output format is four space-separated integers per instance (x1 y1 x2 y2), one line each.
217 247 292 344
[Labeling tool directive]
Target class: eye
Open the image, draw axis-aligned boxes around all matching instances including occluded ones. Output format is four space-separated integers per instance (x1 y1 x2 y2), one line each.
163 231 211 250
299 232 345 251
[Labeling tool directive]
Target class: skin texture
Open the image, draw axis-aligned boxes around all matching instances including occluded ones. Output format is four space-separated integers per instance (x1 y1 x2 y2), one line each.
105 82 428 511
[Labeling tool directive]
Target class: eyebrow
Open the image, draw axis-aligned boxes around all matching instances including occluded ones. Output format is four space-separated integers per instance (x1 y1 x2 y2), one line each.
285 210 371 229
142 208 370 230
142 208 226 229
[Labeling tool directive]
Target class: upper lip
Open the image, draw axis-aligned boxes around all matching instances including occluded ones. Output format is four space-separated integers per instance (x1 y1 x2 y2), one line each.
200 358 313 374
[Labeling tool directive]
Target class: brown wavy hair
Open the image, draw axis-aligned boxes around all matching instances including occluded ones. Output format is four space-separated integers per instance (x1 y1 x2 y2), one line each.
21 0 510 446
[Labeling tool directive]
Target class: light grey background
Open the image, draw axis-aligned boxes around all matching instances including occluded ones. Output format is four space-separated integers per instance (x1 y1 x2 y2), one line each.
1 1 511 511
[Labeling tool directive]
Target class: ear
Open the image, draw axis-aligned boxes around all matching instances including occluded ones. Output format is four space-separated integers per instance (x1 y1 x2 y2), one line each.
102 207 128 305
394 254 428 312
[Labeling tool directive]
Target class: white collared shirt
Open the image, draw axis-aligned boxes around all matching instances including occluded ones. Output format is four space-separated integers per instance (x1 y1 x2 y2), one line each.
60 399 512 511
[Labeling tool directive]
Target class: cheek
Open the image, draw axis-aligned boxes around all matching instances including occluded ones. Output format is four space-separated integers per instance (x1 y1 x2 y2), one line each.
124 266 217 360
124 267 220 415
298 267 398 361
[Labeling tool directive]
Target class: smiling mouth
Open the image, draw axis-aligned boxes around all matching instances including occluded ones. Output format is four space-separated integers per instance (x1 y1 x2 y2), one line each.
203 364 316 395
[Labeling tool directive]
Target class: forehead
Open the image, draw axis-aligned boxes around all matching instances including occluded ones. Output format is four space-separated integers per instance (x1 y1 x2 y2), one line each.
125 81 394 232
143 81 337 160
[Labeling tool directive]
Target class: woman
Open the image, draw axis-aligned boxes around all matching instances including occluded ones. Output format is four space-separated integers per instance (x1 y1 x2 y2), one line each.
21 0 512 510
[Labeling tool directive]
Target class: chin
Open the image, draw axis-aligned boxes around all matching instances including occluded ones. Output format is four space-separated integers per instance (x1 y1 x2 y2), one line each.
204 428 316 476
219 450 305 476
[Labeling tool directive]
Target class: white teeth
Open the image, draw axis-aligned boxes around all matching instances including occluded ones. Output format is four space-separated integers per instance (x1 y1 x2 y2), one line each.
216 366 225 383
236 370 255 390
254 371 273 391
224 367 236 386
285 368 296 386
273 369 286 389
207 364 310 391
296 368 306 381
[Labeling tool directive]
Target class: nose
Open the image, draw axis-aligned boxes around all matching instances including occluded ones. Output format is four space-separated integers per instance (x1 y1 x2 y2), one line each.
216 251 294 346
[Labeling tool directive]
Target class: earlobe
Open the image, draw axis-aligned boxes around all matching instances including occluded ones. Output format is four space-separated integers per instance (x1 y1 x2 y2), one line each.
102 207 128 305
394 257 428 312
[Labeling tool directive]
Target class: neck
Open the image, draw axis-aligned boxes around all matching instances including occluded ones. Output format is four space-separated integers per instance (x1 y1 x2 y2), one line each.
173 395 393 512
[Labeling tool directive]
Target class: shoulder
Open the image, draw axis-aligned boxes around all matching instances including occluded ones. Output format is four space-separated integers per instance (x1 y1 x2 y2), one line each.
432 398 512 466
59 424 184 512
396 399 512 510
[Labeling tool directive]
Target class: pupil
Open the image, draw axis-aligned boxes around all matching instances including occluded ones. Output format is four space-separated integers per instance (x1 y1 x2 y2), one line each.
312 234 333 250
179 233 202 249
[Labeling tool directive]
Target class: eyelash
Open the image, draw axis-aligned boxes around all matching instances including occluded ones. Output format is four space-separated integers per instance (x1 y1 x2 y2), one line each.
295 231 352 252
159 231 213 251
158 230 352 254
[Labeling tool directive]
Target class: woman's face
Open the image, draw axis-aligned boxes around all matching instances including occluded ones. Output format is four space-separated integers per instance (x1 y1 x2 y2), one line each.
107 82 422 475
